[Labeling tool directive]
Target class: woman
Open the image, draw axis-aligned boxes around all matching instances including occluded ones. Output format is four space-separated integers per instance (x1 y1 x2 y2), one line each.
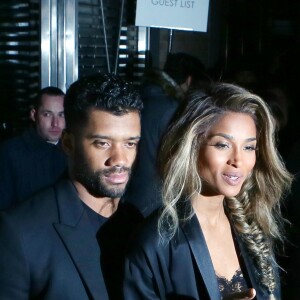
124 83 292 300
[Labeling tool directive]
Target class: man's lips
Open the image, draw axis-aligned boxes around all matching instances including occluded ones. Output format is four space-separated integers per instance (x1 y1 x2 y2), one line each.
222 172 243 186
49 129 62 134
104 172 128 184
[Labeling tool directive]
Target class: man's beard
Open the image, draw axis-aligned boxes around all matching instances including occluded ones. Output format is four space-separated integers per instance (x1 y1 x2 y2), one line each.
72 153 131 198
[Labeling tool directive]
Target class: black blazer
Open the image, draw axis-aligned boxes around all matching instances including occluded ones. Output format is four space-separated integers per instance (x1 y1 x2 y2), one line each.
0 128 67 209
0 178 108 300
124 213 280 300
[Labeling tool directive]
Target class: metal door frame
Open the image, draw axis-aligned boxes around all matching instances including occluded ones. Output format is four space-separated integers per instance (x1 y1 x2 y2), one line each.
41 0 78 91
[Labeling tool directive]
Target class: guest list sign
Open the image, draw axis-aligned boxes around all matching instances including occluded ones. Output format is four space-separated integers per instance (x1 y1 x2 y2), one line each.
135 0 210 32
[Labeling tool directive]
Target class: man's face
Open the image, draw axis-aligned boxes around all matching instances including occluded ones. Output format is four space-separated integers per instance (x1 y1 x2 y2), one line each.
68 109 141 199
30 94 65 143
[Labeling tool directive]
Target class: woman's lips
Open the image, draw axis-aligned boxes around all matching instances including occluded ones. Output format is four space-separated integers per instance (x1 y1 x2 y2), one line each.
222 173 243 186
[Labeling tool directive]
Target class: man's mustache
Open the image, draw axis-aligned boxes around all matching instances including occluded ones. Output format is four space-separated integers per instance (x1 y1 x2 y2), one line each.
102 166 131 176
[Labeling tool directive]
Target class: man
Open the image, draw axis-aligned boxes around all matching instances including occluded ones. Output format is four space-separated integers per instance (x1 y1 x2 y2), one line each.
0 73 143 299
125 52 210 216
0 86 67 209
30 86 66 144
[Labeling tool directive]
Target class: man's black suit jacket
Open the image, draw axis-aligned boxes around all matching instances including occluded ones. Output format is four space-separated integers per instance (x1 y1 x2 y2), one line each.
0 128 67 209
0 178 108 300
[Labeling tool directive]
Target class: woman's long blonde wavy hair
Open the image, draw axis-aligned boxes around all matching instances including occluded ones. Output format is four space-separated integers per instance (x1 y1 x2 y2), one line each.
158 83 293 298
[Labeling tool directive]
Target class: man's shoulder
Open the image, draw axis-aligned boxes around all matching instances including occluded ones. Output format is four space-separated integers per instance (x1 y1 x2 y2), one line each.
2 184 58 224
0 129 37 154
0 133 25 151
0 129 65 162
2 177 73 221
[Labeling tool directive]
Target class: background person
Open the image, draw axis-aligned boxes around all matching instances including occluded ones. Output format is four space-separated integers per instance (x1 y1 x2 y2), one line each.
124 52 211 217
0 86 67 209
280 138 300 299
0 73 143 299
124 83 292 300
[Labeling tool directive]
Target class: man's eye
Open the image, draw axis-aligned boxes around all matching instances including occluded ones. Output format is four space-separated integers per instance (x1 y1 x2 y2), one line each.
126 142 137 148
94 141 109 147
43 113 50 117
58 112 65 118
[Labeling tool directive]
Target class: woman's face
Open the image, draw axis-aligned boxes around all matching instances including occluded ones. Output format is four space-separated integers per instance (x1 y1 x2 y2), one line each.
198 112 257 198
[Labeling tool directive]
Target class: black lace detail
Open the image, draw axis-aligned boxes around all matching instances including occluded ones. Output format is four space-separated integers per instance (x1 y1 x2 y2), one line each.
216 268 248 297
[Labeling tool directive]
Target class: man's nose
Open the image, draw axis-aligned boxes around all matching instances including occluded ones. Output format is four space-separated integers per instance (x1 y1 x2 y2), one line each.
106 146 127 167
51 116 58 127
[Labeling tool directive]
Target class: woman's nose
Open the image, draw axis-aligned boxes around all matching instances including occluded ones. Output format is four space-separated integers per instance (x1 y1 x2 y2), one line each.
227 149 242 168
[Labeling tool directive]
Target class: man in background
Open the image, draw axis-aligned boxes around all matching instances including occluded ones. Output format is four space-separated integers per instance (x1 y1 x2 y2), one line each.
0 86 67 209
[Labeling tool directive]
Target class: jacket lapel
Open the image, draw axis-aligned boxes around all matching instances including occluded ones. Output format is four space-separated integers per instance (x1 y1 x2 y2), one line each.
53 179 108 300
181 215 220 299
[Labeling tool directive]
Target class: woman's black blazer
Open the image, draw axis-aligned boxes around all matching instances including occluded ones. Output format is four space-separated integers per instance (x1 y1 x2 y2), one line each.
124 213 280 300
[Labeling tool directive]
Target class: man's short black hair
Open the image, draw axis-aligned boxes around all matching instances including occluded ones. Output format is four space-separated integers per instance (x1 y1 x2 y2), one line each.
33 86 65 110
64 73 143 132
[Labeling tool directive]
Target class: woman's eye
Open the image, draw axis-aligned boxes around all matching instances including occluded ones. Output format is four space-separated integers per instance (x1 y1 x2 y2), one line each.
244 145 256 151
214 142 229 149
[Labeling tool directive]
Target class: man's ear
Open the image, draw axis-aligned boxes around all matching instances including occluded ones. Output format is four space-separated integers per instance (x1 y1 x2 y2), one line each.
30 108 36 122
61 130 74 155
186 75 192 88
180 75 193 92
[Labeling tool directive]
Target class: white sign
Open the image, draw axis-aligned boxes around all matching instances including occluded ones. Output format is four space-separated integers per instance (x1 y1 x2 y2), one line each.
135 0 210 32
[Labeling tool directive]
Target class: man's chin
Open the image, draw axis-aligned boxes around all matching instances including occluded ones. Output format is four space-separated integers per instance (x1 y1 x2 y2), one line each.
44 134 60 142
47 131 63 141
87 183 126 199
104 185 126 199
74 170 130 199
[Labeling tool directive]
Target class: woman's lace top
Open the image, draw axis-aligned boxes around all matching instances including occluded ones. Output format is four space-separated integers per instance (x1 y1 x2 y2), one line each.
216 268 248 297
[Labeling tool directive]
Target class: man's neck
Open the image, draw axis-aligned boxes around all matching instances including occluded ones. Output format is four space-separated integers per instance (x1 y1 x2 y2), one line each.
72 180 120 218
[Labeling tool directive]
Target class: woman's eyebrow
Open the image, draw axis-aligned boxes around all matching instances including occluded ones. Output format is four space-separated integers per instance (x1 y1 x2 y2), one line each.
208 133 257 142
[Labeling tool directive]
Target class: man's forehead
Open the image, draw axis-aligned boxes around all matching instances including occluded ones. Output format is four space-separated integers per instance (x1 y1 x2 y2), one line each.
80 109 141 136
39 94 64 110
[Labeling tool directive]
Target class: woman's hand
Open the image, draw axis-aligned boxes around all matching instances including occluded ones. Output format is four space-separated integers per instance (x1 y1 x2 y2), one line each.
223 288 256 300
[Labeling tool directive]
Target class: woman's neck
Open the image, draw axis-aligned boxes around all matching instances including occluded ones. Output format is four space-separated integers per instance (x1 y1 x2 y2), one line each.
191 193 227 228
